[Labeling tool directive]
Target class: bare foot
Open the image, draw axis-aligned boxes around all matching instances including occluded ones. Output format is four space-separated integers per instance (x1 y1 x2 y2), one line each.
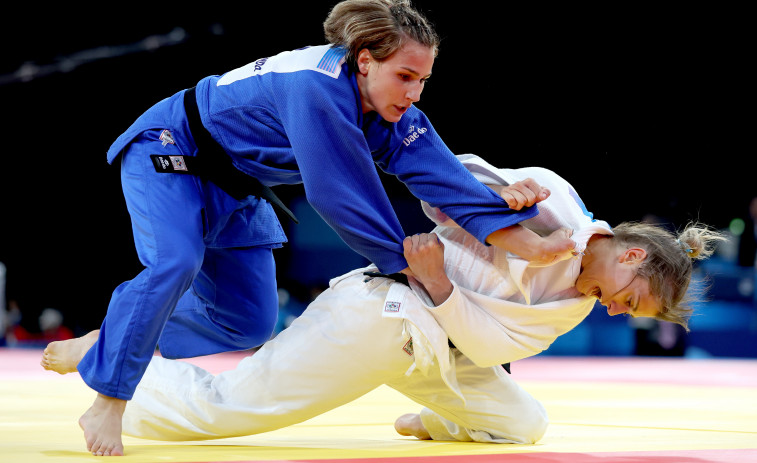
41 330 99 374
394 413 431 440
79 393 126 456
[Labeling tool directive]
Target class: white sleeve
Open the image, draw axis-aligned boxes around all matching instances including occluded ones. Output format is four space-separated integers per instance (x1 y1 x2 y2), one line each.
455 154 613 251
424 282 592 367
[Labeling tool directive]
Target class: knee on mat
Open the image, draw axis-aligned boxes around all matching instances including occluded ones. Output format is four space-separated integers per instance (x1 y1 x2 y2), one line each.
496 406 549 444
517 412 549 444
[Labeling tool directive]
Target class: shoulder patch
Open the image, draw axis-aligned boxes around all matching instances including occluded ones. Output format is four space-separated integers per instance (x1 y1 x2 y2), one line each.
317 47 347 74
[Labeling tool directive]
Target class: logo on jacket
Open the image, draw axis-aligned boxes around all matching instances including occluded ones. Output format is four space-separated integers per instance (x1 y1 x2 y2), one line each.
403 338 414 356
253 57 268 71
403 126 427 147
169 156 188 171
160 129 175 147
384 301 401 313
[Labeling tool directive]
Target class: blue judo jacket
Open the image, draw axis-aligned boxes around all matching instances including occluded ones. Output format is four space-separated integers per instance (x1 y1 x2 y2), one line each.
107 45 537 273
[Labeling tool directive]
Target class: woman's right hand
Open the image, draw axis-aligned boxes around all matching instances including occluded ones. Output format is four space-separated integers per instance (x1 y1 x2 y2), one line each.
402 233 453 305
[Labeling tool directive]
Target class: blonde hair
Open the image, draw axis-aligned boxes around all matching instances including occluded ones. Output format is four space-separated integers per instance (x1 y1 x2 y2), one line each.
323 0 440 70
611 221 727 331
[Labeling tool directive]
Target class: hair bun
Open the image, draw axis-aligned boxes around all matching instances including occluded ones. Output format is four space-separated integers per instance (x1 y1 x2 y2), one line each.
676 238 695 257
676 223 727 260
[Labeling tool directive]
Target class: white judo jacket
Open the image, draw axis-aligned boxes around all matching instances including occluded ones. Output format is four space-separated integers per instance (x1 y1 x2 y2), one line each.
342 154 614 401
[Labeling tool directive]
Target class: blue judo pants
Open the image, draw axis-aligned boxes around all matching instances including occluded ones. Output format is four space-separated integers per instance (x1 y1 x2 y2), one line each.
79 130 281 400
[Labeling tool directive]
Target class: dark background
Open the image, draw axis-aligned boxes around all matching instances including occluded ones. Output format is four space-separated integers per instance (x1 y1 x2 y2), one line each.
0 3 751 336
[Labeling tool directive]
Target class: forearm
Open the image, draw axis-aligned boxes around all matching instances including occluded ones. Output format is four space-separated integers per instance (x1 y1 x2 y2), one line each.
427 285 543 367
420 276 454 306
486 224 544 258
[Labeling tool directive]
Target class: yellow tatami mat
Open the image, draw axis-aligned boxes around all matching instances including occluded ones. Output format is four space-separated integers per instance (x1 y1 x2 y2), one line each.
2 348 756 462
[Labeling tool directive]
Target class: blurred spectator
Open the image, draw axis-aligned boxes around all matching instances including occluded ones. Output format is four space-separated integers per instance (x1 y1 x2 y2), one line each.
1 260 74 348
0 261 6 346
737 197 757 268
7 306 74 348
631 317 687 356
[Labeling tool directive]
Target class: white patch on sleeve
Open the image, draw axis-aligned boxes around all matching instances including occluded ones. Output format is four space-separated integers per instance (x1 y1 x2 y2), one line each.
218 45 345 86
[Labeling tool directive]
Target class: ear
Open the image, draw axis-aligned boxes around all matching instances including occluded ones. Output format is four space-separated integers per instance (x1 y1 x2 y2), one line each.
620 247 647 265
357 48 373 75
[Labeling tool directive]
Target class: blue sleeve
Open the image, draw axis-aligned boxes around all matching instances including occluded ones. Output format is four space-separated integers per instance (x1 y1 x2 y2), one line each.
274 72 409 273
374 108 538 245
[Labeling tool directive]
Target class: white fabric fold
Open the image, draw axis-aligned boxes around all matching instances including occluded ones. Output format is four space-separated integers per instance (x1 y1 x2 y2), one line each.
383 154 613 398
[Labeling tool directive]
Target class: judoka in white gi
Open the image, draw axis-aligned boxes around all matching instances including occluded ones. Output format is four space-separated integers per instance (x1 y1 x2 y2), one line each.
62 155 722 445
114 153 714 445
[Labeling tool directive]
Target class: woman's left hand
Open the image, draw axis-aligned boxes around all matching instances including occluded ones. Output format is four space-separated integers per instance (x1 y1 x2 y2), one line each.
498 178 550 210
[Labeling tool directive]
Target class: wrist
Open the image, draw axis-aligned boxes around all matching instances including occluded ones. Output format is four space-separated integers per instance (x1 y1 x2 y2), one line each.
422 278 453 306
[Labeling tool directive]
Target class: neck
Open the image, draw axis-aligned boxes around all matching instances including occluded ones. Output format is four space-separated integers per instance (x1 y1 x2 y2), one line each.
582 234 611 266
355 73 372 114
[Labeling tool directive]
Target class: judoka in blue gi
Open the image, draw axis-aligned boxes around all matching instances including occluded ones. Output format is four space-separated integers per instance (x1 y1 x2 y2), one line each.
41 0 554 456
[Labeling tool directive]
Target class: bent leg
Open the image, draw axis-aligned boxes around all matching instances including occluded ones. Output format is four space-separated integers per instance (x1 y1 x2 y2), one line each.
158 246 279 359
389 351 548 444
78 136 206 401
123 276 415 441
72 131 206 456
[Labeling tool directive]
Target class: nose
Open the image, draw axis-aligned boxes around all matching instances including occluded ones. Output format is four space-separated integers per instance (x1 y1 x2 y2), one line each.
406 82 423 103
606 301 629 316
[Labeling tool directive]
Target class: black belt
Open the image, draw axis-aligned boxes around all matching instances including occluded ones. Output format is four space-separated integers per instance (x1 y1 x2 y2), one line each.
149 87 297 223
362 271 511 374
363 271 409 286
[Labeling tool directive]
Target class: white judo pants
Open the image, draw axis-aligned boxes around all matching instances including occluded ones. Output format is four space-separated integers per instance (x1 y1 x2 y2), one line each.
122 273 548 444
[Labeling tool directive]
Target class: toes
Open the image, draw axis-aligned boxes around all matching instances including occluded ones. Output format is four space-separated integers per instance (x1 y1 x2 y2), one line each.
90 439 104 456
91 442 124 457
393 413 430 440
394 413 417 436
